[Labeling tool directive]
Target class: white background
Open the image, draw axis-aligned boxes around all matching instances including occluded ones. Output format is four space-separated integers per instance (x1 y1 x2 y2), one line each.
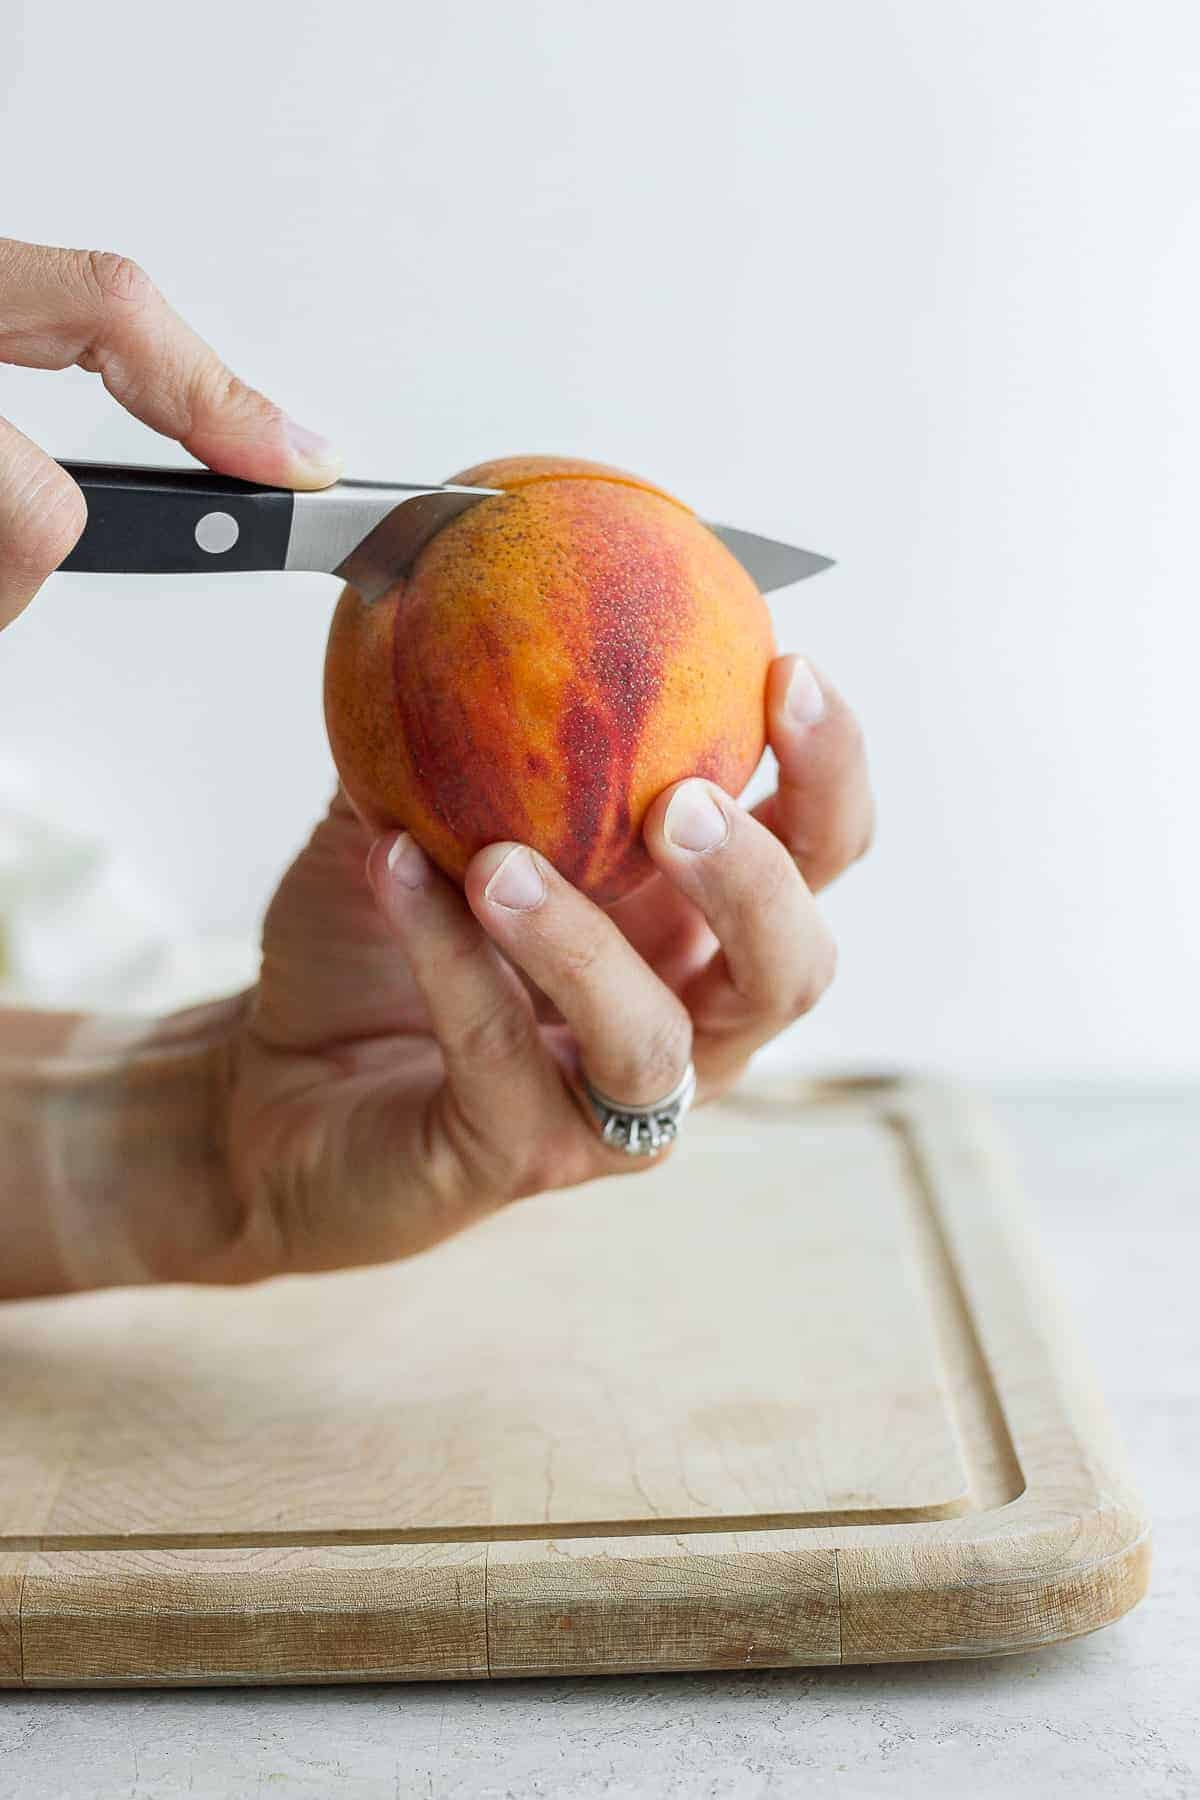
2 0 1197 1077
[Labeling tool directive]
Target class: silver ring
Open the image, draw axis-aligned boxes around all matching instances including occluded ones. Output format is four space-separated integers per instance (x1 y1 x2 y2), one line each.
581 1062 697 1157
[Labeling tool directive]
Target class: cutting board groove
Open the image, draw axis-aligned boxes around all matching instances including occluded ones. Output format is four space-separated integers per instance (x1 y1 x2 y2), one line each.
0 1076 1148 1684
883 1113 1024 1512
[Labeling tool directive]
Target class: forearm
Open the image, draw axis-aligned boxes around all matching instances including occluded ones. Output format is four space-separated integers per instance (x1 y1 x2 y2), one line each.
0 997 248 1299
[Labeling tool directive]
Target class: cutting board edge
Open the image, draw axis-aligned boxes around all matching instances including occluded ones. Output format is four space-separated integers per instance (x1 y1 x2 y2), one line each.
9 1482 1150 1684
0 1552 25 1684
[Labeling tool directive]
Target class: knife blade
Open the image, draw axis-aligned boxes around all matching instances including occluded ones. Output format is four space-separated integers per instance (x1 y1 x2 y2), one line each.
55 462 833 599
707 525 834 594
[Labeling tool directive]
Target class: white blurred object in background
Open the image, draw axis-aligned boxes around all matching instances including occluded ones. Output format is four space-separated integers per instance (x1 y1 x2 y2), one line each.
0 760 169 1007
0 762 256 1012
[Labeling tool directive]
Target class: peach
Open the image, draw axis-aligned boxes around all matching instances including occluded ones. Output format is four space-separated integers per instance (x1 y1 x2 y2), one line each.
324 455 775 903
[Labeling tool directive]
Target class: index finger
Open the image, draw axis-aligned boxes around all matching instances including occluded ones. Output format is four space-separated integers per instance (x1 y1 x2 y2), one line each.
0 238 341 490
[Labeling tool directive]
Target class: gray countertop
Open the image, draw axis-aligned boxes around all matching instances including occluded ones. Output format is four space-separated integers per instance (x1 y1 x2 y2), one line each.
1 1085 1196 1800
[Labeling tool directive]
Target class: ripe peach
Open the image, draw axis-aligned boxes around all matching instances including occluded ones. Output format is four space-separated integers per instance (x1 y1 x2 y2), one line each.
324 455 775 903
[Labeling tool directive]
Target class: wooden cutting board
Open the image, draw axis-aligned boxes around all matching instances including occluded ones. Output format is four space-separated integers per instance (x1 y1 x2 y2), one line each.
0 1076 1148 1685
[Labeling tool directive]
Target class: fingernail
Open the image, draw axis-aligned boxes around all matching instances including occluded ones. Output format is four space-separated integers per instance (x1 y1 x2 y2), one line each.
283 417 343 475
484 846 546 911
785 657 826 726
386 832 428 889
663 781 729 854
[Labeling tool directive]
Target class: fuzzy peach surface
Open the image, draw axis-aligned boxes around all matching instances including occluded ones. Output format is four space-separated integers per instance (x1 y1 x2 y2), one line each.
324 455 775 903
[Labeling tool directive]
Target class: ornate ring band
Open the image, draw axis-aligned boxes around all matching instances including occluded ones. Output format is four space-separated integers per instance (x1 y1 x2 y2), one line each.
580 1062 697 1157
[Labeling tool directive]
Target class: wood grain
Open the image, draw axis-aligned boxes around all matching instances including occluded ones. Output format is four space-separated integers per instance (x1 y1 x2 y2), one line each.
0 1112 969 1542
0 1077 1150 1682
486 1531 840 1677
0 1554 25 1684
19 1544 487 1686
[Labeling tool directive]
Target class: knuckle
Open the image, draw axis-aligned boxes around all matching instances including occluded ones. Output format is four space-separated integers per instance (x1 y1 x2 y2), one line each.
646 1009 695 1087
82 250 156 312
781 933 839 1020
729 852 793 947
755 849 797 915
603 1007 692 1104
429 1083 524 1207
442 1096 585 1209
451 996 536 1076
826 811 874 875
794 813 874 889
558 920 609 984
190 357 277 427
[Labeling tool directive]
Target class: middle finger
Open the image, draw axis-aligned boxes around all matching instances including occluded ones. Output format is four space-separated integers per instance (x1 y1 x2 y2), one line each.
642 778 838 1087
465 843 694 1111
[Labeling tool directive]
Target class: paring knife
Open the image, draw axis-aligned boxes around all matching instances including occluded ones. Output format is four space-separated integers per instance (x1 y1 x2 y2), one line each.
56 462 834 604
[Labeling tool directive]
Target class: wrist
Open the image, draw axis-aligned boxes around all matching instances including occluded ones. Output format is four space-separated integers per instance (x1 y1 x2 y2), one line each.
0 993 250 1297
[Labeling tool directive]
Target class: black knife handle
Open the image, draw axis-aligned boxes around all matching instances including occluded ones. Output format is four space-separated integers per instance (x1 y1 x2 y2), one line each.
57 462 295 575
